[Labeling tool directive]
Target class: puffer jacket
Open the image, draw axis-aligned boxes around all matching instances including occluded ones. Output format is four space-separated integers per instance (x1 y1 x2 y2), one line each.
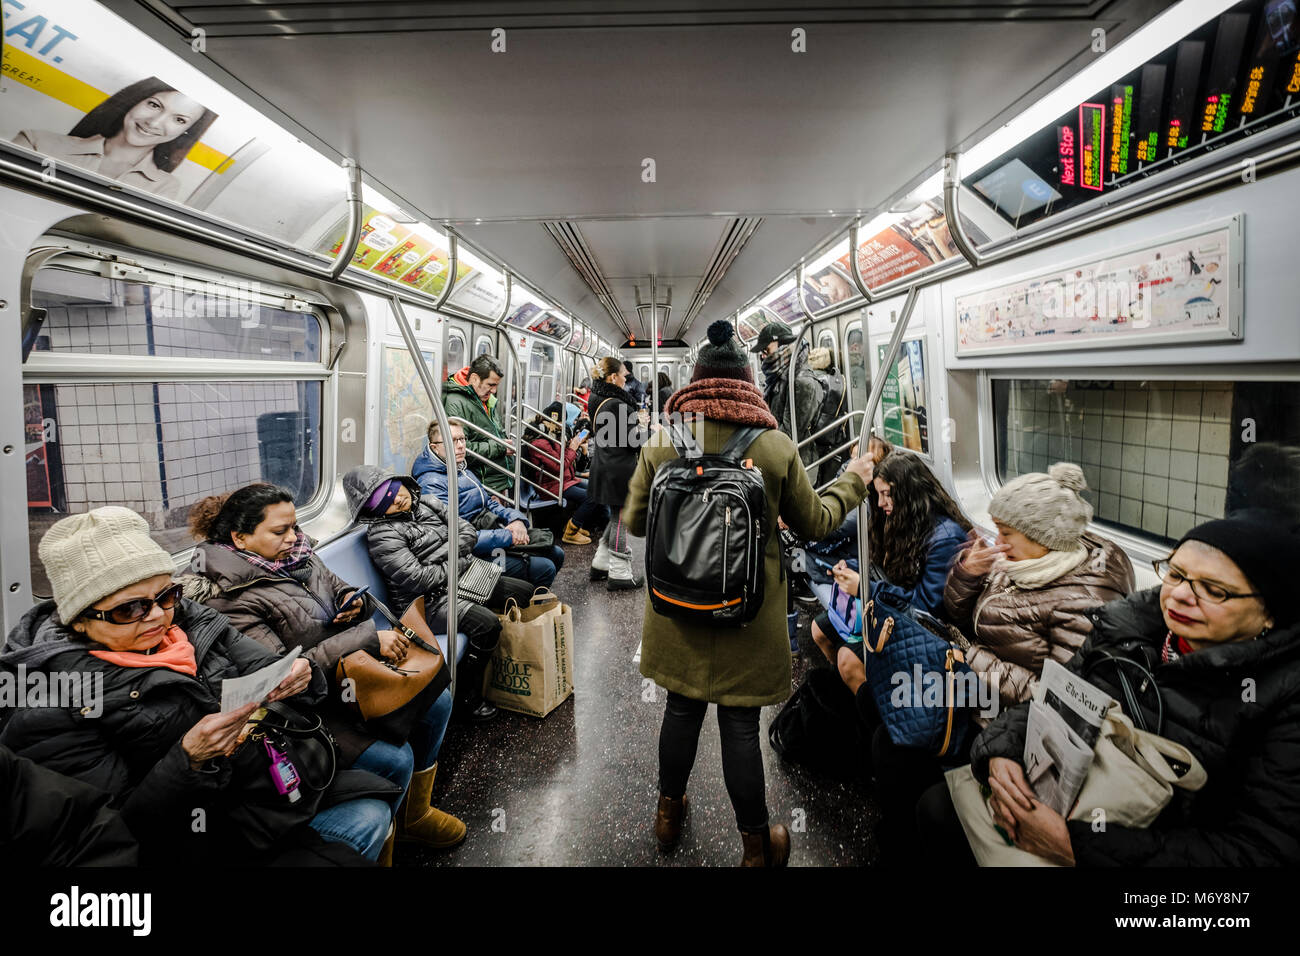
589 379 650 508
525 434 581 497
179 543 380 764
411 443 529 556
873 516 968 619
944 532 1134 711
971 587 1300 866
343 465 478 615
0 599 332 862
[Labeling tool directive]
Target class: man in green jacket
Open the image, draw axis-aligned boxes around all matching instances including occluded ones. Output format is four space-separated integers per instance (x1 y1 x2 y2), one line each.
442 354 515 496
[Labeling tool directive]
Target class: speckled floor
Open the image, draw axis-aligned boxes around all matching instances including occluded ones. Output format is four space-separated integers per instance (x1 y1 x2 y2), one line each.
401 537 882 867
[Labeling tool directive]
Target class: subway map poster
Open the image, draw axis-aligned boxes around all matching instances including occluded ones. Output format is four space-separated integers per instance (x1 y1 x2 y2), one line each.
955 217 1242 356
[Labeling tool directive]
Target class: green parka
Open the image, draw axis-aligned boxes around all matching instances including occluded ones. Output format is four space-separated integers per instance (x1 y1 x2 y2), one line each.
625 419 867 706
442 372 514 494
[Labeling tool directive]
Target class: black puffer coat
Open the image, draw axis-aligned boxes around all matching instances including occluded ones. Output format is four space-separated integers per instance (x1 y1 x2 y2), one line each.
588 379 650 508
179 544 381 764
343 465 478 615
0 599 332 862
971 587 1300 866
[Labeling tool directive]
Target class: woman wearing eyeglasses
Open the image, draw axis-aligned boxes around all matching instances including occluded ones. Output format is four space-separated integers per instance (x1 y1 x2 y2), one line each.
921 514 1300 867
0 507 382 865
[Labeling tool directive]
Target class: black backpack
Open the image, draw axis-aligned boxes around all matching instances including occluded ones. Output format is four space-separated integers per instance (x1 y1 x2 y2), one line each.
768 666 870 782
645 422 769 626
809 368 847 449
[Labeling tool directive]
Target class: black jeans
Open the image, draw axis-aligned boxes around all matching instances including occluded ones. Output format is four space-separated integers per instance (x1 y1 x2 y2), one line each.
658 691 769 832
484 573 537 613
871 722 974 861
429 600 503 712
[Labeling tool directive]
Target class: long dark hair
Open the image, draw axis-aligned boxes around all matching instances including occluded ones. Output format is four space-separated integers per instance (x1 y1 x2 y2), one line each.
868 453 971 588
189 484 295 543
69 77 217 173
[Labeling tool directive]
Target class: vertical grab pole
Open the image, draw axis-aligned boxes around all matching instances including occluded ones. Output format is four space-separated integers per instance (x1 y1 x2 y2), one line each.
855 285 920 615
650 274 660 420
390 294 458 697
499 332 526 509
329 158 362 280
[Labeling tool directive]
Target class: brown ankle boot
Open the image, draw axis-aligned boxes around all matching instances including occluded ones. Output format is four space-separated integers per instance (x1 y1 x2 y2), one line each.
562 519 592 545
740 824 791 867
397 763 467 849
654 794 688 850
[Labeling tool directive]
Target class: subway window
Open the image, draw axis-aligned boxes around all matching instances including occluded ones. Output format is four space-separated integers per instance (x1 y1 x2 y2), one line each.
817 329 836 360
474 335 493 358
992 378 1300 546
445 328 466 381
31 268 322 363
24 261 329 596
844 322 868 411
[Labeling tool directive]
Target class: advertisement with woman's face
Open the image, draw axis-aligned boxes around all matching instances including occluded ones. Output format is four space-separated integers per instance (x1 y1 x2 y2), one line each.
2 0 342 243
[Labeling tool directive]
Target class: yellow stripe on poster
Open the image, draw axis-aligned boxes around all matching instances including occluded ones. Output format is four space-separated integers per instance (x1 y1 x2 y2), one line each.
2 46 233 174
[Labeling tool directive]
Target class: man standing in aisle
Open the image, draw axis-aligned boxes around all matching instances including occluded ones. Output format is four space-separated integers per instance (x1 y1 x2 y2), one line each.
442 354 515 498
752 321 823 468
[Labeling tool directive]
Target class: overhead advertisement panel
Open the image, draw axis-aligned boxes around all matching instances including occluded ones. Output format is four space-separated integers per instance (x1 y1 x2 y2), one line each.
0 0 344 248
967 0 1299 229
839 199 991 290
312 205 472 295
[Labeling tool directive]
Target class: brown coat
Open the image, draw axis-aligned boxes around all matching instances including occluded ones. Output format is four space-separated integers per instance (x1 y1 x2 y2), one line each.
944 532 1134 712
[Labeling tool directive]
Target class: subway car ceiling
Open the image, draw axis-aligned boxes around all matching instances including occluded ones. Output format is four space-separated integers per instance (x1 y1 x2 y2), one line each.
5 0 1300 622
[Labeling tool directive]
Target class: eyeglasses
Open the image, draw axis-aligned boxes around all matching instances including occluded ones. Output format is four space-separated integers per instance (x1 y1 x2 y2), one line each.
430 436 467 448
81 582 183 625
1153 560 1261 605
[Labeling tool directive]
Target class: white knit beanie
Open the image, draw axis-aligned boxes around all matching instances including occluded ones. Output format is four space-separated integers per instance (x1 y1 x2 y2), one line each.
989 463 1093 551
38 507 178 623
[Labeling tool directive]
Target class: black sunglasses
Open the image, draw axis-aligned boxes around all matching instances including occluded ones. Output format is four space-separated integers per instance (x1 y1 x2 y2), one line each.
81 582 183 625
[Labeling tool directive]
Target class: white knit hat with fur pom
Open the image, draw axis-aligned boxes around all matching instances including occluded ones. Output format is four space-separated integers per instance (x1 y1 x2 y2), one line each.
989 462 1093 551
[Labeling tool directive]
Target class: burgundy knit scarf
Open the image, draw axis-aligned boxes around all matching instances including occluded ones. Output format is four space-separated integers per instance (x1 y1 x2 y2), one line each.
665 378 778 429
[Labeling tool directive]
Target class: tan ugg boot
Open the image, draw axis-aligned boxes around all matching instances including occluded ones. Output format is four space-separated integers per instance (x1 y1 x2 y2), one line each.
562 519 592 545
397 763 466 849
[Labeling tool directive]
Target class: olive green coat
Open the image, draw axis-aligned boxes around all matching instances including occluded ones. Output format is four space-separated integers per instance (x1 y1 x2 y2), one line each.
624 419 867 707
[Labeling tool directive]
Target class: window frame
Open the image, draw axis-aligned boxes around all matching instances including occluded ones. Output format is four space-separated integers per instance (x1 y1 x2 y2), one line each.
22 240 339 556
977 365 1300 567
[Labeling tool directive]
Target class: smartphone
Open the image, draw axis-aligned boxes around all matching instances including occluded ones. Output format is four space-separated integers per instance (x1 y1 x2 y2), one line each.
575 429 589 442
336 585 370 617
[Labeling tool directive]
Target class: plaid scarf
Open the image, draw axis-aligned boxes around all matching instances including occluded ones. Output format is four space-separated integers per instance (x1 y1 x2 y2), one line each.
221 530 314 575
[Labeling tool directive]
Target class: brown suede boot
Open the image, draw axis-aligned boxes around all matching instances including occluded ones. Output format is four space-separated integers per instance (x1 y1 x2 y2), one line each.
397 763 467 849
562 519 592 545
740 824 791 867
377 821 396 867
654 794 688 851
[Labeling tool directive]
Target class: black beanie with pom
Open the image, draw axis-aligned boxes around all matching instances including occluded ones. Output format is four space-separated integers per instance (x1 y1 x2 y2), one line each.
693 320 753 383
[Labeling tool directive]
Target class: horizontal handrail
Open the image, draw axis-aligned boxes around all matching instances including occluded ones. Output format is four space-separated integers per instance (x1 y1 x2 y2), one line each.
448 415 514 452
796 409 865 450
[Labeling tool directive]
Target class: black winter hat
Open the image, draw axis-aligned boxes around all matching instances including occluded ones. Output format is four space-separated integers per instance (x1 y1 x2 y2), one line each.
693 320 753 383
1177 517 1300 627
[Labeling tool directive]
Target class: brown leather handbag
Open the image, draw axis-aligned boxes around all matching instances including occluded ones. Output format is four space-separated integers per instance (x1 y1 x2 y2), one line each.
336 595 450 743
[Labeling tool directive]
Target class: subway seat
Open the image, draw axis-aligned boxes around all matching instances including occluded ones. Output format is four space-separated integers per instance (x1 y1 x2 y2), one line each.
315 526 468 663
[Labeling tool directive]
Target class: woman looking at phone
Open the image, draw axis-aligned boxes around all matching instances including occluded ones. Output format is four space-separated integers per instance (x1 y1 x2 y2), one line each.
525 403 603 545
809 451 970 663
179 483 465 856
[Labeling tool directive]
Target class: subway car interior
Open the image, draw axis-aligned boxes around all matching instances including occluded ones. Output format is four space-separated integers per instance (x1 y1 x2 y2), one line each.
2 0 1299 883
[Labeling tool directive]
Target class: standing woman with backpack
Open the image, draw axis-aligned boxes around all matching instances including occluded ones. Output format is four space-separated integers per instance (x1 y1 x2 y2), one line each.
588 356 652 590
624 321 875 866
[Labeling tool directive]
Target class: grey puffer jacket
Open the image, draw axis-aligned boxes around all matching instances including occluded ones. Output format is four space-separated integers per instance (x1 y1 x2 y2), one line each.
343 465 478 615
944 531 1134 714
179 543 381 764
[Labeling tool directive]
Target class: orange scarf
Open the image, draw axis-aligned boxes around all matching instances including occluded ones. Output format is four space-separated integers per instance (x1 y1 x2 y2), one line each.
88 625 198 676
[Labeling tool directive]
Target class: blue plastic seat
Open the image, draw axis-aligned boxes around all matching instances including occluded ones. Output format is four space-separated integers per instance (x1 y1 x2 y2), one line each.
316 526 467 663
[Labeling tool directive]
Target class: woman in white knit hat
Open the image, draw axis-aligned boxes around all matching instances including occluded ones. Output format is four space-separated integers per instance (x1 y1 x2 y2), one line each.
0 506 393 865
869 463 1133 862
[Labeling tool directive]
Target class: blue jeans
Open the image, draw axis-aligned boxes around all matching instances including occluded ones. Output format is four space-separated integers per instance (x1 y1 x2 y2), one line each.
503 545 565 590
309 739 413 861
564 481 608 531
307 689 452 860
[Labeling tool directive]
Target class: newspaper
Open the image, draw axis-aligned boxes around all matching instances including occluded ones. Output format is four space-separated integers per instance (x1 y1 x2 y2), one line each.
220 647 302 713
1023 660 1110 817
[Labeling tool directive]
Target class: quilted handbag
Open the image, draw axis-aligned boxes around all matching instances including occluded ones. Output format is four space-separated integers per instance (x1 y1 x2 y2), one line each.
861 591 972 758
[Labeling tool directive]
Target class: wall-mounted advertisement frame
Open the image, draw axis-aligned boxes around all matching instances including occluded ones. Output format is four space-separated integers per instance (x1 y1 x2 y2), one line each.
955 216 1243 357
872 335 931 458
